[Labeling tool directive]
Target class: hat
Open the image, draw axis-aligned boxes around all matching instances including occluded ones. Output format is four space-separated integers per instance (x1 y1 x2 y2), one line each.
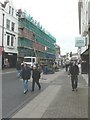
21 63 24 66
33 65 36 68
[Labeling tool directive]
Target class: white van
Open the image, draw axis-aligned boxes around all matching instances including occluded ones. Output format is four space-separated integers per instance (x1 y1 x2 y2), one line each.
23 56 36 67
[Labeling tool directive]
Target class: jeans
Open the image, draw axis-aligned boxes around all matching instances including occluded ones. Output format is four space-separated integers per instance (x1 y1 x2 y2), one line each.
23 80 28 92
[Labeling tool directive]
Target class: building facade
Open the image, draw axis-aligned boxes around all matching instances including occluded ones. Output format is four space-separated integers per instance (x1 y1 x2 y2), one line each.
17 10 56 64
78 0 89 74
0 0 18 68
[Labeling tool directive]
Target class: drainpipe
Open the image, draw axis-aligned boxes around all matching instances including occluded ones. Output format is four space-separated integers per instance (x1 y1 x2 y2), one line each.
1 13 5 69
88 24 90 87
2 13 5 48
88 0 90 88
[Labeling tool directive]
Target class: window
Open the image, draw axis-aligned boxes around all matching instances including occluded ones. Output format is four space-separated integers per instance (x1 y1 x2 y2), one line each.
6 19 10 30
9 6 11 14
32 58 35 62
11 36 14 46
7 35 10 46
24 58 31 62
11 22 15 31
12 8 14 16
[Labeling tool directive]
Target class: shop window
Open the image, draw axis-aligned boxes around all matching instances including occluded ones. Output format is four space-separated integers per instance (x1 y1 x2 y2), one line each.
6 19 10 30
7 35 10 46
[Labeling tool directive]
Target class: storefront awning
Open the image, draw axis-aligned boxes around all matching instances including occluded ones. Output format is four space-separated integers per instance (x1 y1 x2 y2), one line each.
81 48 89 56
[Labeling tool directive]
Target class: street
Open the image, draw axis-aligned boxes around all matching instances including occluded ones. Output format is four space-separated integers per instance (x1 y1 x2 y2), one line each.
2 68 88 118
2 70 48 118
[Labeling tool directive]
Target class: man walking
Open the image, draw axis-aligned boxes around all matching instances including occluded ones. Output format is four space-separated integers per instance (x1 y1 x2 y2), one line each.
31 65 41 92
69 61 79 91
20 63 31 94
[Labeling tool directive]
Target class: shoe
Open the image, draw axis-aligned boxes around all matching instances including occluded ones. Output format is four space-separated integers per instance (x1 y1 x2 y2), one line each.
72 89 74 91
24 91 26 94
24 89 28 94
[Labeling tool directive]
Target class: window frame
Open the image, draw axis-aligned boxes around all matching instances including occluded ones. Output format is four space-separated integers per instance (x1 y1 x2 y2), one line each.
12 8 14 16
9 6 11 14
11 36 14 46
6 19 10 30
11 22 15 31
7 35 10 46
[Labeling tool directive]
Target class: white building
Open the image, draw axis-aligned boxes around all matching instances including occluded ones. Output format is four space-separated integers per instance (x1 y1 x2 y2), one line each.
78 0 89 74
0 0 18 68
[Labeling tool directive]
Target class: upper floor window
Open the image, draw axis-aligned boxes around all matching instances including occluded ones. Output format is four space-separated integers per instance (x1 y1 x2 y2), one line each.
9 6 11 14
12 8 14 16
11 22 15 31
7 35 10 46
11 36 14 46
6 19 10 30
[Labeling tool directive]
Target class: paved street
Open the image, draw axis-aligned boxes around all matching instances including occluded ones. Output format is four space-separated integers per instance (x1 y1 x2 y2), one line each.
2 69 48 118
10 69 88 119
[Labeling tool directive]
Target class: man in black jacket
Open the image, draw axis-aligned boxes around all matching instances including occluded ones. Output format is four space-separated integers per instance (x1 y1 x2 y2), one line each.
31 65 41 92
20 63 31 94
69 61 79 91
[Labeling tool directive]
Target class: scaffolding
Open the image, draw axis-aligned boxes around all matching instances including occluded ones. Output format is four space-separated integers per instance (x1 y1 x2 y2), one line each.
18 10 56 61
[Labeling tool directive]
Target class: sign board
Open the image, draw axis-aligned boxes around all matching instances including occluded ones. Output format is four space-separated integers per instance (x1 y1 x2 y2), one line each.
75 37 86 47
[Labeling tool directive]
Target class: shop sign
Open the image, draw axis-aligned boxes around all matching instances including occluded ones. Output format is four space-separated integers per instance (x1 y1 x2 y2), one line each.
75 37 86 47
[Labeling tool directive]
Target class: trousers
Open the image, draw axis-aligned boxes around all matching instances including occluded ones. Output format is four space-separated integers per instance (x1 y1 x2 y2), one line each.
71 75 78 89
32 79 41 91
23 80 28 92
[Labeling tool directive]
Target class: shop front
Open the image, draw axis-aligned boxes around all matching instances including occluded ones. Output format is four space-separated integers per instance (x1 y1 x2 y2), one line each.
81 48 89 74
2 52 17 68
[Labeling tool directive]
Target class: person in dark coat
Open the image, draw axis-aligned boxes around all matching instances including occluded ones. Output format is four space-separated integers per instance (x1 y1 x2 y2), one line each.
20 63 31 94
68 61 79 91
31 65 41 92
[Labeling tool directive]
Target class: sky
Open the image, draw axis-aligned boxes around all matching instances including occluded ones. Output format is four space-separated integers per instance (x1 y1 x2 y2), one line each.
1 0 80 55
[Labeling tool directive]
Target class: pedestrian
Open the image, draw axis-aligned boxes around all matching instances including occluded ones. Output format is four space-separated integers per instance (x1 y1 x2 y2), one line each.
16 60 21 78
68 61 79 91
65 58 70 72
20 63 31 94
31 65 41 92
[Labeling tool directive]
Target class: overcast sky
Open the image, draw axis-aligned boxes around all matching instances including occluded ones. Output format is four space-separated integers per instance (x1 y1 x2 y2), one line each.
1 0 80 55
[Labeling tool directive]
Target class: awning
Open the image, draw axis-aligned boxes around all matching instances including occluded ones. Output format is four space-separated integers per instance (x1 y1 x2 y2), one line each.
81 48 89 56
